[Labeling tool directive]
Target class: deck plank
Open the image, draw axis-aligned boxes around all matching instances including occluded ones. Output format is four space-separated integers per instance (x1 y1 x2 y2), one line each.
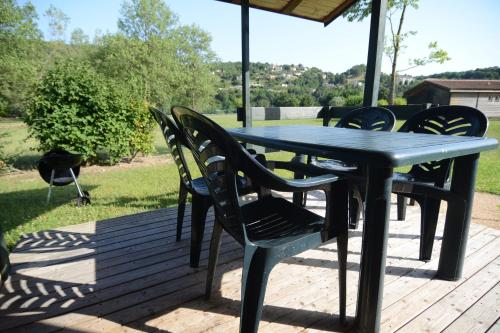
441 282 499 333
396 257 500 333
1 191 498 333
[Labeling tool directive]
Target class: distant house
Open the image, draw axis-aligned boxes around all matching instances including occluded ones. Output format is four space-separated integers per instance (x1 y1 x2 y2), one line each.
397 74 415 85
404 79 500 117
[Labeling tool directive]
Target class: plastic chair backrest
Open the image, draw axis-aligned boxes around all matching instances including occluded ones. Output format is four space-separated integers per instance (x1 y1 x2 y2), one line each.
333 106 396 131
171 106 264 243
150 107 192 189
399 105 489 182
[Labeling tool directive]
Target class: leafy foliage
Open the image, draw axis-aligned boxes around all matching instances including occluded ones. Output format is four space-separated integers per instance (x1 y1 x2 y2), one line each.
345 95 364 106
426 67 500 80
70 28 89 45
25 60 153 164
0 132 6 170
95 0 216 112
212 62 369 110
0 0 43 116
44 4 69 41
118 0 177 41
344 0 449 104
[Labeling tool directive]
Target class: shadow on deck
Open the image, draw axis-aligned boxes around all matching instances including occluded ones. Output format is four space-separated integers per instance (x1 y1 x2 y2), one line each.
1 192 498 333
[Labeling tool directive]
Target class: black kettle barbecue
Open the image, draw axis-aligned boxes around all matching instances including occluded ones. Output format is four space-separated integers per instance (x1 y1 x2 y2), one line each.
37 149 91 206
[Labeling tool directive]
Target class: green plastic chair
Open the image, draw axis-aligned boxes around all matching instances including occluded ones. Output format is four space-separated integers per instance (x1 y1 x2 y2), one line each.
304 106 396 228
150 107 255 267
172 105 348 333
0 229 10 289
393 105 488 261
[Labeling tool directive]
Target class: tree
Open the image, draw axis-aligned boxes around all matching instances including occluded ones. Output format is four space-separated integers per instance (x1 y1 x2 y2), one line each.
118 0 177 41
272 92 300 107
0 0 43 116
172 24 216 110
96 0 216 112
70 28 89 45
345 0 450 104
44 4 70 41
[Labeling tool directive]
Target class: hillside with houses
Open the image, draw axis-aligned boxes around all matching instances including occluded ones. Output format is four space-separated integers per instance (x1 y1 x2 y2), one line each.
211 62 500 113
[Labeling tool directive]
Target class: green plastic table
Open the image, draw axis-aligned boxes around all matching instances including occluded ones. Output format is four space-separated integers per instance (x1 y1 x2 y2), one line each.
228 125 498 333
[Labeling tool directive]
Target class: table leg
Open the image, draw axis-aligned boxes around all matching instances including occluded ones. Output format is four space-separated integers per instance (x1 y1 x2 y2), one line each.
437 153 479 281
355 166 393 333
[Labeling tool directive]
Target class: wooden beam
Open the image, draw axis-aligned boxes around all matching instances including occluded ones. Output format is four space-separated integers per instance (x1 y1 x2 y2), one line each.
281 0 304 14
215 0 328 25
323 0 357 26
241 0 252 127
362 0 387 107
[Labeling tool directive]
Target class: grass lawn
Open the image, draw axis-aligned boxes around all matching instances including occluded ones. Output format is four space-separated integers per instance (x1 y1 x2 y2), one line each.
0 114 498 248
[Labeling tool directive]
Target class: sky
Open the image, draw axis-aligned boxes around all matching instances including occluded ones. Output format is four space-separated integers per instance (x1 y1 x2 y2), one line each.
26 0 500 76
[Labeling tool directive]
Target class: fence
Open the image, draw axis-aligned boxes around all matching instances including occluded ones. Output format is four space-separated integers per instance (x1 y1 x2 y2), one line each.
237 104 433 125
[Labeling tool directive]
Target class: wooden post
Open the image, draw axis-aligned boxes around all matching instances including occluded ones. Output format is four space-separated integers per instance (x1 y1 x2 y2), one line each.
363 0 387 107
241 0 251 127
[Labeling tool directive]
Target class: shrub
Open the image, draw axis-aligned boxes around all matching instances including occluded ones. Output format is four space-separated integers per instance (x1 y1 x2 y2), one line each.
127 99 155 159
393 97 407 105
330 96 346 107
25 60 153 164
377 99 389 106
345 95 363 106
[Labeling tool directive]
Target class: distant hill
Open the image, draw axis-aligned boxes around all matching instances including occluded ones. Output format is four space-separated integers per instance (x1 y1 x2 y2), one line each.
422 66 500 80
209 62 499 112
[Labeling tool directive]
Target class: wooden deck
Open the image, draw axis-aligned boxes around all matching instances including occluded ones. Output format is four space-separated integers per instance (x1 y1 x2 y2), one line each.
1 191 499 333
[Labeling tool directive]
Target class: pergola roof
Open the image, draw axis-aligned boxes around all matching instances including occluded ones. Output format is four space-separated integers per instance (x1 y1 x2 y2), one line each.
216 0 357 26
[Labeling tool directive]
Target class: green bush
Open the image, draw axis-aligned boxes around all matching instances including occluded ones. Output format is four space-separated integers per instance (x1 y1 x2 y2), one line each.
127 99 155 159
377 99 389 106
345 95 363 106
25 60 153 164
393 97 407 105
331 96 346 107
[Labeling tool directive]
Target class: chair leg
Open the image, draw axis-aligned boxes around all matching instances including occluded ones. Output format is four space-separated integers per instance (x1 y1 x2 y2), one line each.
240 246 274 333
301 154 314 207
292 154 306 207
419 198 441 261
397 195 407 221
190 194 211 268
205 219 223 299
348 190 363 230
177 182 188 241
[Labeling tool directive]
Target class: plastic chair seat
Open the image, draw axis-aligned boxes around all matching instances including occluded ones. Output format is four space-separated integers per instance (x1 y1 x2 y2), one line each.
311 159 359 172
243 197 324 246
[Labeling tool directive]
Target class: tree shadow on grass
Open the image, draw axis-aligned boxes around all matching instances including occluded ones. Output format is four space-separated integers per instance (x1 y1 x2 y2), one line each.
101 193 183 210
0 185 98 245
5 152 41 171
